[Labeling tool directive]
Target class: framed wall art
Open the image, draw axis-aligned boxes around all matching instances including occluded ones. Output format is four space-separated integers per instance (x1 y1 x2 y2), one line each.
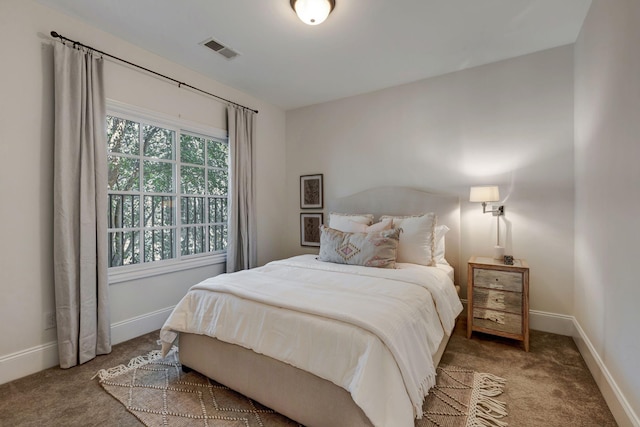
300 174 323 209
300 213 323 247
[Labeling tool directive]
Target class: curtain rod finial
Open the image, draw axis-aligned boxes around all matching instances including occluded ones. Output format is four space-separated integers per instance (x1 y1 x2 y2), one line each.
51 31 60 38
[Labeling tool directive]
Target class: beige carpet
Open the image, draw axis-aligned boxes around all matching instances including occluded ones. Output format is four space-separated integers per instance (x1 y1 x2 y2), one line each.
98 348 507 427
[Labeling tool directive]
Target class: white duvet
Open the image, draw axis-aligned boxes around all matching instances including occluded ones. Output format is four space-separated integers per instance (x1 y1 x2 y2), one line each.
160 255 462 427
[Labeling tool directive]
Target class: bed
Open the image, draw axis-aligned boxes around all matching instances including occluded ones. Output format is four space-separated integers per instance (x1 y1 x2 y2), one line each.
160 187 462 427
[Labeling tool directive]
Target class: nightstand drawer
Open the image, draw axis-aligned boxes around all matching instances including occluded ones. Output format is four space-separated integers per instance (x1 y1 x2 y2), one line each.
473 269 523 292
472 308 522 335
473 287 522 314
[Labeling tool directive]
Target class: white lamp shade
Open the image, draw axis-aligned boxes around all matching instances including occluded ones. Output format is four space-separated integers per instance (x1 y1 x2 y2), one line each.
469 186 500 202
293 0 333 25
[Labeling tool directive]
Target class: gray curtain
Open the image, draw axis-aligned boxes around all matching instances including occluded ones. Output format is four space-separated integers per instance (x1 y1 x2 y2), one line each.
53 43 111 368
226 105 257 272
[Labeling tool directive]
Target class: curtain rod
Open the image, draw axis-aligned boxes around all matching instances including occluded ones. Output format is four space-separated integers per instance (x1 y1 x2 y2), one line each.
50 31 258 114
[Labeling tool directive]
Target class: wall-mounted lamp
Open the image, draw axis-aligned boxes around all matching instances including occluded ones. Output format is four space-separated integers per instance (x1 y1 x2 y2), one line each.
470 186 505 260
469 186 504 216
290 0 335 25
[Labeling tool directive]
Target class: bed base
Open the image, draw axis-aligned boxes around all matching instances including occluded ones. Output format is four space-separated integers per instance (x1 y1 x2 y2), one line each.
179 328 452 427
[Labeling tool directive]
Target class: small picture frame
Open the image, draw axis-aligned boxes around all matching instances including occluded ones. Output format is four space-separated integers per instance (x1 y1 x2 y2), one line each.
300 174 323 209
503 255 514 265
300 213 323 247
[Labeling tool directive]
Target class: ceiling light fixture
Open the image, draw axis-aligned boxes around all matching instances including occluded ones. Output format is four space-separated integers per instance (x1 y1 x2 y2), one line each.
290 0 335 26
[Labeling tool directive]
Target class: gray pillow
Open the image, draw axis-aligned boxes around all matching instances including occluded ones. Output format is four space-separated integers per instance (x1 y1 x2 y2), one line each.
318 226 401 268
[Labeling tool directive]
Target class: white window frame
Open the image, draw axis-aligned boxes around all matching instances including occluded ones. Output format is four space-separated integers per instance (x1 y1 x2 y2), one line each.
106 100 229 284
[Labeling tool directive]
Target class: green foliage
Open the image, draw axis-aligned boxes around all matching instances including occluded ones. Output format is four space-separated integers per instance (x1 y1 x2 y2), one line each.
181 196 205 225
208 139 228 169
143 160 173 193
108 156 139 192
109 231 140 267
143 125 173 159
181 226 207 256
181 166 206 194
145 229 174 262
181 134 205 165
107 116 139 155
209 197 228 223
109 195 139 229
144 196 173 228
208 169 228 195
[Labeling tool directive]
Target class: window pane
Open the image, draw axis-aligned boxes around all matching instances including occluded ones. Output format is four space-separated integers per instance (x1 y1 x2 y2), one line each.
181 196 205 225
144 229 175 262
107 109 229 270
143 161 173 193
208 169 228 195
181 226 206 256
209 224 227 252
109 194 139 229
108 156 140 191
181 134 205 165
144 196 174 227
208 197 228 223
109 231 140 267
107 116 139 155
143 124 174 159
207 139 228 169
181 166 205 195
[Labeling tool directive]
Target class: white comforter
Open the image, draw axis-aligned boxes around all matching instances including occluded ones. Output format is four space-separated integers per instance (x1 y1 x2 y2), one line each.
160 255 462 427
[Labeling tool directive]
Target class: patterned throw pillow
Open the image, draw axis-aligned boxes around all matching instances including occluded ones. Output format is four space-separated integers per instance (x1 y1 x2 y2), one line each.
318 226 401 268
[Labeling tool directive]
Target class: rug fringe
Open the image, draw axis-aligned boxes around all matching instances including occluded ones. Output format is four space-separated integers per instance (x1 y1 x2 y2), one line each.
92 346 177 381
467 372 508 427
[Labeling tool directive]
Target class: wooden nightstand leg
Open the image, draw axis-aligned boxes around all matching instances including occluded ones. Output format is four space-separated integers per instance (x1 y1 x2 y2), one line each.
467 263 473 339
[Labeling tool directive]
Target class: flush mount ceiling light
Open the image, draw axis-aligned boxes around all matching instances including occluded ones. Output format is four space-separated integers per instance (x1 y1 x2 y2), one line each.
290 0 335 25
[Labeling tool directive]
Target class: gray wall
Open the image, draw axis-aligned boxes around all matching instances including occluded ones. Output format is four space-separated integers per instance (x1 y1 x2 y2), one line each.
574 0 640 420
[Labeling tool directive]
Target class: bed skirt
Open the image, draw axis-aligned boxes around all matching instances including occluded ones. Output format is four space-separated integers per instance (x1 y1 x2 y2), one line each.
179 326 452 427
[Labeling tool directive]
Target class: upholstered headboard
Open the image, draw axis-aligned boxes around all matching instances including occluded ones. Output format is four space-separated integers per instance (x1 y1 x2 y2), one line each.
327 187 461 284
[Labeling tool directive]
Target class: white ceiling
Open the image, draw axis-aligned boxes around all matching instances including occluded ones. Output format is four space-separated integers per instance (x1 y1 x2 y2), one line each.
36 0 592 110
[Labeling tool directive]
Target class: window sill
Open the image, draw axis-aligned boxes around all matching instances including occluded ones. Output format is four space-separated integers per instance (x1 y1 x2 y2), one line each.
108 253 226 285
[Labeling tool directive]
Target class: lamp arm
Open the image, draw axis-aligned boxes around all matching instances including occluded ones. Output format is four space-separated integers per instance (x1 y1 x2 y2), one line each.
481 202 504 216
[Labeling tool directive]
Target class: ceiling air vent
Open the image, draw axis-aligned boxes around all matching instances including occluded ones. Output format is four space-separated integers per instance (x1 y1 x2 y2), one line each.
201 37 239 60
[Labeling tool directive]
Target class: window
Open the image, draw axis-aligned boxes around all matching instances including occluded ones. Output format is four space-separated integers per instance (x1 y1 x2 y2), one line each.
106 109 228 276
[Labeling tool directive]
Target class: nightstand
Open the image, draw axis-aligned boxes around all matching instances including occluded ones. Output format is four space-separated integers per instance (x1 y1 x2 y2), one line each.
467 256 530 351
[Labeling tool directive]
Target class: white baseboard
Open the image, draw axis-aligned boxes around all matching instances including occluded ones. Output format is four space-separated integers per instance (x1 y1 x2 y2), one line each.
572 319 640 427
0 306 175 386
110 306 175 345
0 340 59 385
529 309 576 336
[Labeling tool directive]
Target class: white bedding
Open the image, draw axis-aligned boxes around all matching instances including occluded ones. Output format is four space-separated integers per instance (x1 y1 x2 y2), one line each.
160 255 462 427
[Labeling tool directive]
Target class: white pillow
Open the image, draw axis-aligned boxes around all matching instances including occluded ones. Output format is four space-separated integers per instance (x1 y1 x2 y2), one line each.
329 212 374 231
434 224 450 265
337 218 393 233
380 213 437 266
